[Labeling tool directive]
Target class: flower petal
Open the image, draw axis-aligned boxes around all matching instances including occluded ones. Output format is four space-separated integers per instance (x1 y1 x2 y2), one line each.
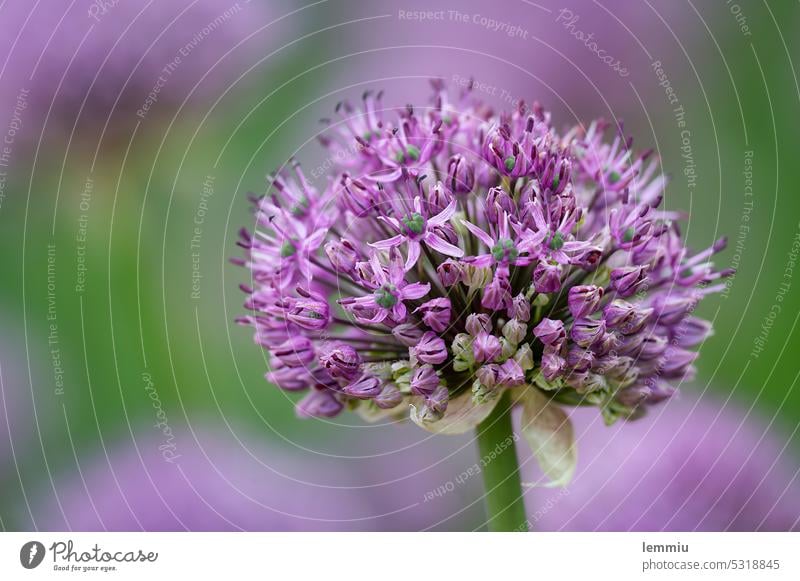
305 228 328 251
401 282 431 300
462 253 494 268
391 301 407 322
428 198 458 227
377 215 402 233
460 219 495 248
370 234 405 250
517 386 576 487
369 252 387 284
404 240 422 271
424 233 464 258
355 308 388 325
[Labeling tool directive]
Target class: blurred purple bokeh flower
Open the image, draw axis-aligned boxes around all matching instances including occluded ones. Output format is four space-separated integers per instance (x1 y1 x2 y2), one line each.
525 394 800 531
0 0 283 138
32 424 483 531
322 0 698 120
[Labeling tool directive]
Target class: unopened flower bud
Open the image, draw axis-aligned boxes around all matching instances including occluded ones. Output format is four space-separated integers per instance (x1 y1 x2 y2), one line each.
603 299 635 328
573 245 604 271
473 331 502 363
497 358 525 387
375 383 403 409
482 273 513 312
425 385 449 417
610 266 648 297
639 335 668 360
513 344 534 371
319 343 361 380
673 317 712 347
472 379 495 404
412 331 448 364
485 186 515 224
451 333 476 372
267 362 310 392
533 318 565 346
476 364 500 389
570 318 606 348
568 285 604 319
466 313 492 336
533 261 562 293
541 348 566 380
571 373 607 394
325 238 358 274
343 374 383 399
392 323 424 346
651 295 695 326
660 347 698 379
499 337 516 361
411 364 441 397
447 154 475 193
296 389 343 418
415 297 451 333
502 318 527 345
437 259 463 286
272 336 315 368
426 180 453 212
567 346 595 372
511 294 531 322
463 264 493 288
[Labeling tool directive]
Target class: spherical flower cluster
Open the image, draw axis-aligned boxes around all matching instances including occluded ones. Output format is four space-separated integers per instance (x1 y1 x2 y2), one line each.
235 81 731 482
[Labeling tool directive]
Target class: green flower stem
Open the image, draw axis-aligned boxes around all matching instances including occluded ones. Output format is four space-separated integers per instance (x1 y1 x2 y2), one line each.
476 390 528 531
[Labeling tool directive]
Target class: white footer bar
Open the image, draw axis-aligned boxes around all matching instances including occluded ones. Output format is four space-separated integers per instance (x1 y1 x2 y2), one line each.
1 532 797 580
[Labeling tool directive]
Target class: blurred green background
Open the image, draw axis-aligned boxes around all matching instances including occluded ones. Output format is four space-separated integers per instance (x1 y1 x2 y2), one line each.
0 0 798 531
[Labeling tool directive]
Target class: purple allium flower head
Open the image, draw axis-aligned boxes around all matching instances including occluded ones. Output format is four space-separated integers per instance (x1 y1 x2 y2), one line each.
526 394 800 531
235 83 730 474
